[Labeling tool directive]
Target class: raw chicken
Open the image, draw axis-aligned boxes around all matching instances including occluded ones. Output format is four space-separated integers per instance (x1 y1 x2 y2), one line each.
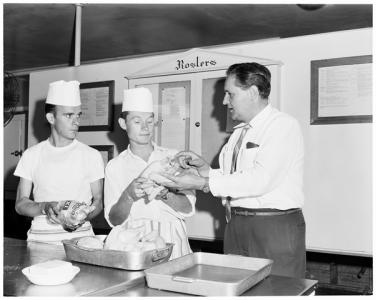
104 222 167 252
139 156 186 202
56 200 95 232
104 223 145 251
77 236 104 249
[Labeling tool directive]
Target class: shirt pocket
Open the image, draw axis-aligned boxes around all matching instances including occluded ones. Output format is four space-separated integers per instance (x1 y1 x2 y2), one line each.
239 148 259 171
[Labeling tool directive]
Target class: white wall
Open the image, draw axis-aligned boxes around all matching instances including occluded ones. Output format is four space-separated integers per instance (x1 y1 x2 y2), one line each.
29 28 373 255
215 28 373 256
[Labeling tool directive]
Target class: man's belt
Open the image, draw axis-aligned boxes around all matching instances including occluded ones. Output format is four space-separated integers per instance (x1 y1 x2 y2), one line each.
231 207 301 217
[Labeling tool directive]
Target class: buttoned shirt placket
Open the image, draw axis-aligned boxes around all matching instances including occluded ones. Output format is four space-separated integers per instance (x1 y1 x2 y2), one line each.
225 124 251 222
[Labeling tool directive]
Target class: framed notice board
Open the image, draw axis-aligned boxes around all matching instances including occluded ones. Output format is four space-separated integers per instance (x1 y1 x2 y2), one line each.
79 80 114 131
311 55 372 125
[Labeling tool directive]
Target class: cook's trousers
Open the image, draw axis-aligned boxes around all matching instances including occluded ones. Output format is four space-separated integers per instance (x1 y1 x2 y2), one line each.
223 209 306 278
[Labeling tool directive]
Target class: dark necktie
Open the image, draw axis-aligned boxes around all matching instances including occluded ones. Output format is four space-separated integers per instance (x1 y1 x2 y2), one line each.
225 124 251 222
230 125 251 173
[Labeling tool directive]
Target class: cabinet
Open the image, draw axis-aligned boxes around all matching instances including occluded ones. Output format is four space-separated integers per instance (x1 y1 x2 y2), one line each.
306 254 373 295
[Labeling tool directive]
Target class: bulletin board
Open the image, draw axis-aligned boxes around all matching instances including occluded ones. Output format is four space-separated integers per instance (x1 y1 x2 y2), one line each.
310 55 372 124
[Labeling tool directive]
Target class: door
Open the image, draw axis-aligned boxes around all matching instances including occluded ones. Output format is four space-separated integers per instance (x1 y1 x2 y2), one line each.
4 112 31 239
4 112 27 194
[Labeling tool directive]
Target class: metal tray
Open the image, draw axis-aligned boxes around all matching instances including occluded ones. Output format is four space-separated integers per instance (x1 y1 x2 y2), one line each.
62 235 173 271
144 252 273 296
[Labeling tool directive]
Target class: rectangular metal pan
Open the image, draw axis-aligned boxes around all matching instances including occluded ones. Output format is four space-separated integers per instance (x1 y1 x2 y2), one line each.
62 235 173 271
144 252 273 296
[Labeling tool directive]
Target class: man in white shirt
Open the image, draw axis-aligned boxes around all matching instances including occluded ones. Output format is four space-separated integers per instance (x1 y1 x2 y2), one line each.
104 87 196 259
158 63 306 277
14 80 104 244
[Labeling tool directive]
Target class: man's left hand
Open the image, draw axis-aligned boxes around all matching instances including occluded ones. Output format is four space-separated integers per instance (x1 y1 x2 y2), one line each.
156 186 169 197
157 172 206 191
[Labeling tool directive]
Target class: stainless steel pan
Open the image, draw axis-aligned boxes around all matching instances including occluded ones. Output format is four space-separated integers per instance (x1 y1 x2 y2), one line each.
62 235 173 271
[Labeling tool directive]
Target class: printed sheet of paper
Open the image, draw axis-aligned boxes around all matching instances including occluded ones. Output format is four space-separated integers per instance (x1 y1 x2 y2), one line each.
318 63 372 117
80 86 109 126
160 86 187 150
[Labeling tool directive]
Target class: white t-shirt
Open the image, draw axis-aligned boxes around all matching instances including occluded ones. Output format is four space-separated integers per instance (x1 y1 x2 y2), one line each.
14 139 104 244
104 144 196 259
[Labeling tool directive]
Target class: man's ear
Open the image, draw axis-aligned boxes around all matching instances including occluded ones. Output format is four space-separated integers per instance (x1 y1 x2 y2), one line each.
46 112 55 125
118 118 127 131
249 85 260 99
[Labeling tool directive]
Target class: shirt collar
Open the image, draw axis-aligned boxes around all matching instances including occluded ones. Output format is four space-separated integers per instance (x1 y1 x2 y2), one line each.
122 142 163 159
45 138 78 150
233 104 273 130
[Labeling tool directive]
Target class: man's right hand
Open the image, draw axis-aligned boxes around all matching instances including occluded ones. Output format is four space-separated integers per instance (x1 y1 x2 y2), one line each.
175 151 210 177
42 201 61 224
125 177 148 201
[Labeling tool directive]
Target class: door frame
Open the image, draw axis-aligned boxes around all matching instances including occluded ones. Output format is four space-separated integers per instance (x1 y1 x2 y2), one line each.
4 111 28 197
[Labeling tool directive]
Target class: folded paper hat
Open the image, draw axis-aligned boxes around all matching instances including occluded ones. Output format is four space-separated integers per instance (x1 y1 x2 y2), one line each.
46 80 81 106
122 87 153 113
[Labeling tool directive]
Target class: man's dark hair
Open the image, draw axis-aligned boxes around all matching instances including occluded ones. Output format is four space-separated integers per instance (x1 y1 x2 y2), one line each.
119 111 155 120
226 63 271 99
45 103 56 115
120 111 129 120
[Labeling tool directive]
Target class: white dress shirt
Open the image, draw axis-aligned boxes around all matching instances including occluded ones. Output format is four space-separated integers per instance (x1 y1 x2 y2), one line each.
209 104 304 210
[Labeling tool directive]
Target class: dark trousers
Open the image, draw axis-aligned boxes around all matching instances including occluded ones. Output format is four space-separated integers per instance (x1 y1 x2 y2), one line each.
223 209 306 278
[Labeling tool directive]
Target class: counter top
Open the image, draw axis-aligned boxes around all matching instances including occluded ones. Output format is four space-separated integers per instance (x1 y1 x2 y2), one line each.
4 237 317 297
3 237 144 296
113 275 317 296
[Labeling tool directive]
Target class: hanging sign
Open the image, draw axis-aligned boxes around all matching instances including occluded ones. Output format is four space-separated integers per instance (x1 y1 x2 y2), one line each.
176 56 217 71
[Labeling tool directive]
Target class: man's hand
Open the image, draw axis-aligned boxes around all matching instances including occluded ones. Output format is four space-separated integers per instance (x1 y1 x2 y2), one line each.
174 151 210 177
138 179 169 203
72 204 96 226
62 223 81 232
154 186 169 201
42 201 61 224
156 172 207 191
125 177 148 201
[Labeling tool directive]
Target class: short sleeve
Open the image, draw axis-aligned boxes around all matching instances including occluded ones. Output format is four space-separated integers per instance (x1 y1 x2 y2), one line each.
14 148 34 181
87 149 105 182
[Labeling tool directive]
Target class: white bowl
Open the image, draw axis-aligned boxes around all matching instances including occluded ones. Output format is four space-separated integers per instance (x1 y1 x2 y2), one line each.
22 265 80 286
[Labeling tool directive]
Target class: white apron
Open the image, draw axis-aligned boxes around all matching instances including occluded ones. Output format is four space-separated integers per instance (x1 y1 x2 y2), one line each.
127 199 192 260
27 215 94 245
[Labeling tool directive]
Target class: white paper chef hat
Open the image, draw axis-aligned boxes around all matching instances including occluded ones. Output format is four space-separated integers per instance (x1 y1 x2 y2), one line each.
46 80 81 106
122 87 153 112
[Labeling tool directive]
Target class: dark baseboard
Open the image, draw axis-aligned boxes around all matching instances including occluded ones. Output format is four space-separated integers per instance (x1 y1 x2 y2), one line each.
315 287 366 295
306 251 372 267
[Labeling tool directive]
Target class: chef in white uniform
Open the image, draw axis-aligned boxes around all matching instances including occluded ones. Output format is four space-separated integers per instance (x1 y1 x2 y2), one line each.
14 80 104 244
104 87 196 259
